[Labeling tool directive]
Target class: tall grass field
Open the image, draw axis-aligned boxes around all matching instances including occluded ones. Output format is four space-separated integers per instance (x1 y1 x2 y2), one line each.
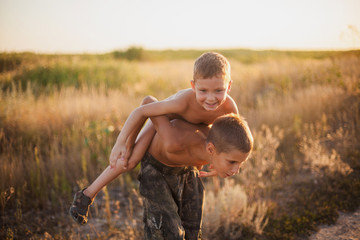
1 49 359 239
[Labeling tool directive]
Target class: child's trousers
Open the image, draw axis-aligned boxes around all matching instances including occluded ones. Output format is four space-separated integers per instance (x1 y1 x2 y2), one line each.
139 152 204 240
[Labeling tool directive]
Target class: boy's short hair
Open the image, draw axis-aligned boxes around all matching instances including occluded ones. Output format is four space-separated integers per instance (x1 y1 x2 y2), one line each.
207 114 253 154
193 52 231 82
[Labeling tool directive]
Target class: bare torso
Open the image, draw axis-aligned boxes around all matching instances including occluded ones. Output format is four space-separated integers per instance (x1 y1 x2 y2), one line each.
148 119 210 167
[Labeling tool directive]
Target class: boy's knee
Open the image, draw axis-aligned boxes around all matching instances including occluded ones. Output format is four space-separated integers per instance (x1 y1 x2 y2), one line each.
141 96 158 105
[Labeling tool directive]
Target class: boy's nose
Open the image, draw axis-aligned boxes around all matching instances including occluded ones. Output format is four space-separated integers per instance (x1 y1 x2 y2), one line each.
206 93 216 100
232 165 241 174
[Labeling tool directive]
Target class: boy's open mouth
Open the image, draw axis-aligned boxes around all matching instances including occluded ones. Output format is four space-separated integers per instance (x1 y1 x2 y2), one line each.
204 102 217 108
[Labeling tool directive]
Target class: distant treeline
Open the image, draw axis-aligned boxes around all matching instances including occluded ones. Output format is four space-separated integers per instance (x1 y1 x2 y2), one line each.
111 47 360 63
1 48 359 70
141 48 360 63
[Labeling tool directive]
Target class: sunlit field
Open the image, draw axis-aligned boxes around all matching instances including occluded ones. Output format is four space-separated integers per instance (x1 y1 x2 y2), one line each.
1 49 359 239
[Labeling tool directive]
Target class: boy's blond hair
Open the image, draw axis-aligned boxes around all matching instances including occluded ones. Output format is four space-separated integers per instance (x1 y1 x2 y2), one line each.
207 114 253 154
193 52 231 82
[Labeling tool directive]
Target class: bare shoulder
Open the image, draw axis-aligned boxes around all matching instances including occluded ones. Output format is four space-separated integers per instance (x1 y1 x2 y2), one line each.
223 94 239 114
162 89 195 112
165 88 194 102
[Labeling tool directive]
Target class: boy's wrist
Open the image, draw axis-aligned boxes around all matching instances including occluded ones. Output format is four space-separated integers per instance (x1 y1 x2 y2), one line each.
116 133 127 144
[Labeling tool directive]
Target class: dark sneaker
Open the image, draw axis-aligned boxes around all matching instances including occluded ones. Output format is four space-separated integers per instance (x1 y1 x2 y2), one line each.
69 188 93 225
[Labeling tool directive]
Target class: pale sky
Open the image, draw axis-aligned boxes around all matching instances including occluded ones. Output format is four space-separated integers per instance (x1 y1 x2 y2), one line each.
1 0 359 53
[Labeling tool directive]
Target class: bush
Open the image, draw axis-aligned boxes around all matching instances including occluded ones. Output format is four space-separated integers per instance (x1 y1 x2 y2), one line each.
112 46 144 61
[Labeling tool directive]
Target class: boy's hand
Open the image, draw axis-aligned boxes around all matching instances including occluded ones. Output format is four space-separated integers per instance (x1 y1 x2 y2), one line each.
199 165 218 178
109 134 136 169
199 170 218 177
109 144 128 169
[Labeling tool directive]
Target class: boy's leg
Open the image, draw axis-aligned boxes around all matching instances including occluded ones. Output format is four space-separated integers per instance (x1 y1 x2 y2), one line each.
69 163 128 225
85 95 158 198
142 198 185 240
70 96 157 224
70 122 153 224
84 164 128 199
139 155 186 240
180 170 204 240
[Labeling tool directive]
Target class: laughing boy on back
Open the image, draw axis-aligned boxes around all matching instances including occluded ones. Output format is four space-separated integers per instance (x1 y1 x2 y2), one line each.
110 51 239 169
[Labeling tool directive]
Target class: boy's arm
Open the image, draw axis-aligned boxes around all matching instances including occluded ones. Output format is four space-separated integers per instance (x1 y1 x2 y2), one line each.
110 120 145 169
109 95 188 168
125 120 156 169
120 96 158 169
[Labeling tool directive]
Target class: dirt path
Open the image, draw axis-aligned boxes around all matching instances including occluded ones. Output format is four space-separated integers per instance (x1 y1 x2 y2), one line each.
308 208 360 240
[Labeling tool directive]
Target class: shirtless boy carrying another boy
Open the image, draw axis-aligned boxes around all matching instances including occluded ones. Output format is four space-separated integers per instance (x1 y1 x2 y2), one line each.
139 107 253 239
72 100 253 239
70 52 241 230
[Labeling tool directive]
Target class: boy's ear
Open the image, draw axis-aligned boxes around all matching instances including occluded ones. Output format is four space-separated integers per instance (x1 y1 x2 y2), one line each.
206 142 216 155
227 80 232 93
190 80 196 91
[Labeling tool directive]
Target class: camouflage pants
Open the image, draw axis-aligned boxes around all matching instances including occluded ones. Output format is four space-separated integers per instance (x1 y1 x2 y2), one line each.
139 152 204 240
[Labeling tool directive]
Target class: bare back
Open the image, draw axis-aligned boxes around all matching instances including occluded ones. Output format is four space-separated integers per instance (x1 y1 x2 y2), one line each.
148 118 210 167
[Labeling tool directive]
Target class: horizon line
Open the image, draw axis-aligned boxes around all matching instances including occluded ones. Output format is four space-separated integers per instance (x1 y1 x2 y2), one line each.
1 46 359 55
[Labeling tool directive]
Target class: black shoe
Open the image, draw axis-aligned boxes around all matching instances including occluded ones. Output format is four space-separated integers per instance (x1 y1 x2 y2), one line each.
69 188 93 225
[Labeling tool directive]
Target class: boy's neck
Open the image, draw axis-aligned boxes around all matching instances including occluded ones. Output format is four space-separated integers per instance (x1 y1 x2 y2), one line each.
190 139 211 165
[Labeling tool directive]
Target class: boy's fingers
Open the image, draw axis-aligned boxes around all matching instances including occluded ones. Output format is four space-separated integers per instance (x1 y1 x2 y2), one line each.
123 148 133 169
109 159 114 168
124 150 131 161
120 157 127 169
199 171 217 178
109 151 118 167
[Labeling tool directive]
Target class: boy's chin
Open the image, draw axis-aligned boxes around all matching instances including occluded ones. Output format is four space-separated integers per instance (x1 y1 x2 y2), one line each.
219 172 229 178
222 172 235 178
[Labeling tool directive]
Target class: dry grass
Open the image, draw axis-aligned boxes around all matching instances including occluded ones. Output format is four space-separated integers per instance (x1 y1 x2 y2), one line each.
1 50 359 239
203 179 268 239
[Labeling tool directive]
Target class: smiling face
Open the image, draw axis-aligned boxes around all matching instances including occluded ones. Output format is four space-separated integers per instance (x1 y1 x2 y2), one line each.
191 76 232 111
206 142 249 178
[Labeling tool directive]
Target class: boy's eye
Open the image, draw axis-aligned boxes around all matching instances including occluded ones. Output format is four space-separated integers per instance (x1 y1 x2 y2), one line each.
200 89 207 92
216 89 224 93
